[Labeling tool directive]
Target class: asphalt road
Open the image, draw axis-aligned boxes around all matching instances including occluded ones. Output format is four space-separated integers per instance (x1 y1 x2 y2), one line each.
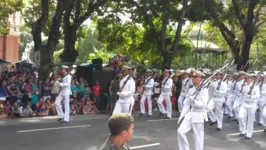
0 112 265 150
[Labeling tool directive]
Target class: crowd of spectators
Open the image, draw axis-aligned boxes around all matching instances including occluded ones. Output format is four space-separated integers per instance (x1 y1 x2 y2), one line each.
0 63 183 119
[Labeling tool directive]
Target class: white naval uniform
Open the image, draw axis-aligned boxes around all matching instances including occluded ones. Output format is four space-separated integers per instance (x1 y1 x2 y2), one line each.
113 75 135 115
157 77 173 118
238 82 260 138
55 74 72 122
178 77 192 112
258 81 266 125
177 86 209 150
140 76 155 115
225 80 236 117
233 79 245 120
208 79 227 129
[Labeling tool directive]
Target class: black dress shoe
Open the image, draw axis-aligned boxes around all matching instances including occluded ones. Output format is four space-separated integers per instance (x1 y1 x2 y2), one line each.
139 113 144 116
215 128 221 131
57 118 63 121
63 121 69 123
244 137 251 140
166 117 171 119
227 116 232 119
257 123 262 126
159 112 164 116
239 134 245 137
210 121 217 126
146 115 151 117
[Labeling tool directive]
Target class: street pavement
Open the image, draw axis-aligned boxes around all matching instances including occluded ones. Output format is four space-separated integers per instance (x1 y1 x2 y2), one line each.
0 111 266 150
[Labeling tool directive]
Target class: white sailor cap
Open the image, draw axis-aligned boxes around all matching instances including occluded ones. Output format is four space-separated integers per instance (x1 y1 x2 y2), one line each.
233 72 238 76
146 69 153 72
61 65 69 69
192 70 205 77
183 69 191 74
238 71 246 75
246 72 256 77
122 65 132 71
216 71 224 75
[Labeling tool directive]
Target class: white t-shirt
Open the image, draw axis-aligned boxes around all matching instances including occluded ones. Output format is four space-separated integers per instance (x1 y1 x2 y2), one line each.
154 82 160 94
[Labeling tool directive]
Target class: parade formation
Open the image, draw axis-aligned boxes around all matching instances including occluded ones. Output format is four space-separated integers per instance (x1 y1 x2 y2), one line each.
104 59 266 150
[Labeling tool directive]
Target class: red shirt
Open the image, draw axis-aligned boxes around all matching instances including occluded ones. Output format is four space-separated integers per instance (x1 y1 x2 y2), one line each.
93 85 101 96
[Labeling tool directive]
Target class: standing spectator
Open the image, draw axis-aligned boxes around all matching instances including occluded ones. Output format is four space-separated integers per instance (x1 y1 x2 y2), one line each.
22 78 33 105
110 77 119 106
31 79 39 112
50 74 60 100
0 80 7 102
106 80 113 114
41 78 51 102
93 81 101 108
76 80 85 101
6 75 21 104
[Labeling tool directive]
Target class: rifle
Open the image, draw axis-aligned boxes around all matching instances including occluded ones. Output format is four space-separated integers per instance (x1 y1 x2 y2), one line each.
118 75 131 92
248 65 266 95
192 63 229 99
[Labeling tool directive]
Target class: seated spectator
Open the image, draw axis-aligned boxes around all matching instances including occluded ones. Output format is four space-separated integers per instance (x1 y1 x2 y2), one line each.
70 103 77 115
12 102 22 118
24 103 35 117
37 104 48 116
83 97 99 114
0 101 4 114
45 98 56 115
76 81 85 101
4 101 12 119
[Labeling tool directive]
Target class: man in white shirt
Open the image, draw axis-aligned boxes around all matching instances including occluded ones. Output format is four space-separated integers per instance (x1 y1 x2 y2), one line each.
55 65 72 123
207 71 227 131
157 69 173 119
238 72 260 140
178 69 192 112
177 70 208 150
113 66 136 115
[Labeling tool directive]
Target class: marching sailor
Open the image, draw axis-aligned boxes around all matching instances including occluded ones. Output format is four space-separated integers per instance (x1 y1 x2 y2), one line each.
238 72 260 140
140 69 155 116
113 66 136 115
55 65 72 123
208 71 228 130
177 70 208 150
157 69 173 119
232 71 246 122
225 73 238 119
177 69 192 112
257 73 266 126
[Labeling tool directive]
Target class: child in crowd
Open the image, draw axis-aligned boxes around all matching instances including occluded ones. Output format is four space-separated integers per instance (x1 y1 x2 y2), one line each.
4 101 12 119
70 104 77 115
12 102 22 117
83 97 99 114
37 104 48 116
45 98 56 115
24 103 35 117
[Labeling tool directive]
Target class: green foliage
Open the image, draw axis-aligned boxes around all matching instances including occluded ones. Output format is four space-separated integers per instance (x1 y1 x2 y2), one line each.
19 26 33 59
76 25 103 64
0 0 25 35
53 49 63 64
88 49 113 64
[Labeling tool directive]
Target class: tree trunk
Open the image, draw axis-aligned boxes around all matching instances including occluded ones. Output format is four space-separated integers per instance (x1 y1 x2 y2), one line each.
60 26 78 62
39 0 66 80
162 52 173 70
241 33 254 71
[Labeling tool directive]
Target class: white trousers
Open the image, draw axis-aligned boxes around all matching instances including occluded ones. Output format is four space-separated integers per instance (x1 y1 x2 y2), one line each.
113 99 133 115
226 96 234 117
177 118 204 150
178 94 186 112
208 99 224 129
238 104 256 138
262 105 266 126
55 95 70 122
157 94 172 118
233 99 241 120
258 98 266 124
140 94 152 115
